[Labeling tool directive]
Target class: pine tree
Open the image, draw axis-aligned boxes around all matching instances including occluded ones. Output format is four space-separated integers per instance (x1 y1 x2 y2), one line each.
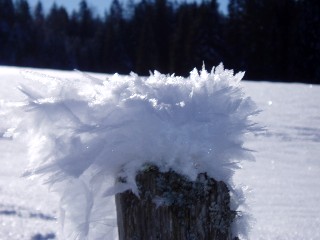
170 3 197 75
12 0 33 65
44 3 70 68
225 0 299 81
133 0 159 74
193 0 225 69
171 0 224 74
153 0 173 73
101 0 130 73
295 0 320 83
224 0 246 71
0 0 15 64
32 2 45 67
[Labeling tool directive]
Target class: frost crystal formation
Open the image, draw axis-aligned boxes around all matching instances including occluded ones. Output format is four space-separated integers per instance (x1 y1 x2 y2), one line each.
11 64 259 239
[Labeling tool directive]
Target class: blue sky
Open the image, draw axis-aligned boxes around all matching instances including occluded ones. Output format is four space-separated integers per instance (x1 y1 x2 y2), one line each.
27 0 229 16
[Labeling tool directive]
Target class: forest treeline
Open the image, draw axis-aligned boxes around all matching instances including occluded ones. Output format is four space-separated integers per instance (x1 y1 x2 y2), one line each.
0 0 319 83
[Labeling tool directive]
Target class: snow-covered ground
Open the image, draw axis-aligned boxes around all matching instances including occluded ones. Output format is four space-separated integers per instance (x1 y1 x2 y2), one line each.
0 66 319 240
236 81 320 239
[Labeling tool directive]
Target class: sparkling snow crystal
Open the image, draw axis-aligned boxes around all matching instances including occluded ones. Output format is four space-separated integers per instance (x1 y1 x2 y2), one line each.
9 64 259 239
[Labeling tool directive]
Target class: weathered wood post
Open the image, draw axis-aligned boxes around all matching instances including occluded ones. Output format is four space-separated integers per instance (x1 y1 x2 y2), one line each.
115 166 238 240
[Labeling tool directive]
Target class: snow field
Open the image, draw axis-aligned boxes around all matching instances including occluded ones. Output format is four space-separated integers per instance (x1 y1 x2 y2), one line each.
0 66 319 239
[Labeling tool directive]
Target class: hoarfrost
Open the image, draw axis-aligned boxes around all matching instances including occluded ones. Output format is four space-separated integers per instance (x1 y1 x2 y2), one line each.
8 64 259 239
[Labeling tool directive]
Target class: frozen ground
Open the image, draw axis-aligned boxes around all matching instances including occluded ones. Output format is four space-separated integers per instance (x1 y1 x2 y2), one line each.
0 66 319 239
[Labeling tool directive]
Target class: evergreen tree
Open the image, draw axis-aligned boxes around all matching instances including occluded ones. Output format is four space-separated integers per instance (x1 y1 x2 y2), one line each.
133 0 159 74
0 0 15 64
191 0 225 69
32 2 45 67
76 0 97 69
44 3 70 68
100 0 130 73
295 0 320 83
170 3 197 74
78 0 94 39
226 0 299 81
0 0 317 83
224 0 246 71
153 0 173 73
171 0 224 74
12 0 33 65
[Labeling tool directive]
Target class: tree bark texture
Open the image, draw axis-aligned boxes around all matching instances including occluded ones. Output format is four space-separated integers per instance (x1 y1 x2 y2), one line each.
115 166 238 240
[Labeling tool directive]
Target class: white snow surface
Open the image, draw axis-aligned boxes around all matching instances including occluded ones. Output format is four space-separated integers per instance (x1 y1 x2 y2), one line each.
0 66 319 240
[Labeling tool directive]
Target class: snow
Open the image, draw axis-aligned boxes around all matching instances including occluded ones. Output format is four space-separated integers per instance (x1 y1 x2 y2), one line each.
0 66 319 239
235 81 320 239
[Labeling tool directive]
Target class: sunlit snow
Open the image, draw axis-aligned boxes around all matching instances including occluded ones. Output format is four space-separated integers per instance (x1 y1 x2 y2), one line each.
0 66 319 240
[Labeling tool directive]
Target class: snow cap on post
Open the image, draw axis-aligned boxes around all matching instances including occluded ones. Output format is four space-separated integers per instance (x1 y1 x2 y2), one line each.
15 64 259 239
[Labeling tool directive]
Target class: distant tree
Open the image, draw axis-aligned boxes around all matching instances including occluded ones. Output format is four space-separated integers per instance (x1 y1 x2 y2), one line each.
67 12 81 68
101 0 130 73
170 3 197 74
123 0 136 19
224 0 246 71
171 0 224 75
294 0 320 83
269 0 297 80
225 0 299 81
152 0 173 73
191 0 225 69
32 2 45 67
12 0 34 65
131 0 159 74
33 1 45 30
232 0 272 79
78 0 95 38
0 0 15 64
44 4 70 68
75 0 97 69
0 0 317 83
15 0 32 22
0 0 14 25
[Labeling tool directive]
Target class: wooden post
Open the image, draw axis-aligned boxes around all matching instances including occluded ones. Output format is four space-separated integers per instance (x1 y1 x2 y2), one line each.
115 166 238 240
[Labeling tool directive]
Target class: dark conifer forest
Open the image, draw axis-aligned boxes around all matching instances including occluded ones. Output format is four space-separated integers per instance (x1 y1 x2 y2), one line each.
0 0 319 83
